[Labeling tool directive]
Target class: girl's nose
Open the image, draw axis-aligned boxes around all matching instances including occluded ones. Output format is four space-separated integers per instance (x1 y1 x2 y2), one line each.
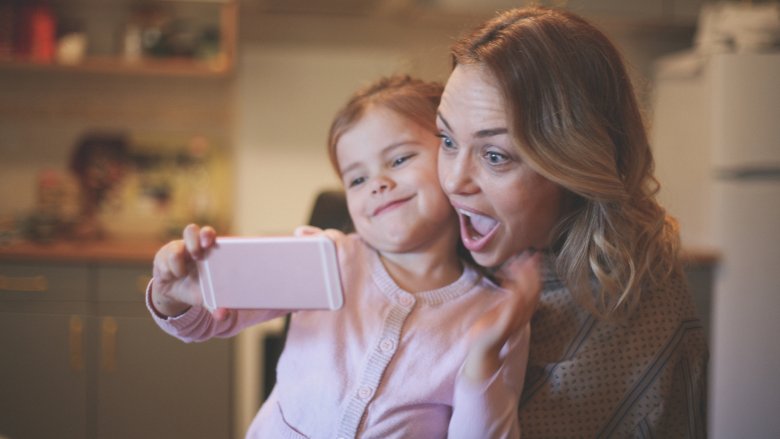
370 176 393 194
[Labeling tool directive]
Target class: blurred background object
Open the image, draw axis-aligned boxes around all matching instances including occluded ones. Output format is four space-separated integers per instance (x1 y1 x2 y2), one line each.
652 2 780 438
68 132 129 240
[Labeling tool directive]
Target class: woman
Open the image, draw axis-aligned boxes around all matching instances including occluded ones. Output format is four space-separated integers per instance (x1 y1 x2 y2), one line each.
435 7 708 438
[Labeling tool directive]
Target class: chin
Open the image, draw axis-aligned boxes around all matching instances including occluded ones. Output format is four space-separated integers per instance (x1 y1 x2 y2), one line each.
469 250 503 270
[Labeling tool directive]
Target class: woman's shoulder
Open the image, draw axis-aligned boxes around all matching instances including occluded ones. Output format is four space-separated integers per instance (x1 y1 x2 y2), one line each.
637 271 700 325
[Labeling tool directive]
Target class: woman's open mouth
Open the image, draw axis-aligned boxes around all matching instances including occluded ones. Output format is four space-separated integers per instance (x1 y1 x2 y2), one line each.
457 208 499 251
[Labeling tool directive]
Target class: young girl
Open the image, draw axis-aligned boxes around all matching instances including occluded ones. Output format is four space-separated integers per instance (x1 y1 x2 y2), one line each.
147 75 539 438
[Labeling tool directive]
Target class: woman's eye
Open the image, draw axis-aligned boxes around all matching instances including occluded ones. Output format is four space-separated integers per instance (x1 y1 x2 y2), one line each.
437 134 455 150
484 150 509 165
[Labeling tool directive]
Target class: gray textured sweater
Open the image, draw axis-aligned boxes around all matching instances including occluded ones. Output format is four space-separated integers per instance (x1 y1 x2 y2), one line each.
519 262 708 438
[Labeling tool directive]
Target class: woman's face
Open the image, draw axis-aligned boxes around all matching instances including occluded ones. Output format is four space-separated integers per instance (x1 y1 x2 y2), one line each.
436 64 565 268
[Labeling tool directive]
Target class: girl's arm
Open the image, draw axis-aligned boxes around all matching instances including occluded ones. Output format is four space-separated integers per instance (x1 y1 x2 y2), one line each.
147 223 288 342
147 281 288 343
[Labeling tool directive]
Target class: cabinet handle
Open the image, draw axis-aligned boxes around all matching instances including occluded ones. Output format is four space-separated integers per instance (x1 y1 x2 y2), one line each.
101 317 118 372
69 316 84 372
0 274 48 292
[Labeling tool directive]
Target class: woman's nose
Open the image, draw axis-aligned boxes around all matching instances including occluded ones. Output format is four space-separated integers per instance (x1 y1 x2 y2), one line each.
441 154 477 195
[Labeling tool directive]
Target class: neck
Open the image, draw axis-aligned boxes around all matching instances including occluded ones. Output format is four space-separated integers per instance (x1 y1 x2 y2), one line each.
378 239 463 293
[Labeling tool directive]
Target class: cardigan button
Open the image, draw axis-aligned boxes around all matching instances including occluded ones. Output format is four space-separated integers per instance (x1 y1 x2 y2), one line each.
357 386 374 400
379 338 395 352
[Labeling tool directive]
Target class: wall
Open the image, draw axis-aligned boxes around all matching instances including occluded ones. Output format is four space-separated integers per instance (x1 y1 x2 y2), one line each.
231 12 468 234
230 11 696 234
0 5 697 240
0 69 234 240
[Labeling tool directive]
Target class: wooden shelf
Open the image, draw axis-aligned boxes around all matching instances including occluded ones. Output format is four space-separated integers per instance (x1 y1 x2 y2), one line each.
0 55 232 78
0 0 237 78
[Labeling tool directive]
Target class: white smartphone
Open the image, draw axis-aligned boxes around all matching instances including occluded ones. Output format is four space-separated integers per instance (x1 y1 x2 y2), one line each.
196 236 344 311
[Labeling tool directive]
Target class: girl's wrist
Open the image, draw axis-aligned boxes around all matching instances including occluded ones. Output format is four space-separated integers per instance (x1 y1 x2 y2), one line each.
154 299 191 318
149 284 191 318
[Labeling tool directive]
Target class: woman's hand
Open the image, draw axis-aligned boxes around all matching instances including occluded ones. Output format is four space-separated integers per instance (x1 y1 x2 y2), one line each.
151 223 224 318
464 251 542 380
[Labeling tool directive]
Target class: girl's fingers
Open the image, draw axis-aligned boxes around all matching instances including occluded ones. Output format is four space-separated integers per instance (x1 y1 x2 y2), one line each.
212 307 231 321
200 226 217 248
166 245 189 278
183 223 203 259
294 225 322 237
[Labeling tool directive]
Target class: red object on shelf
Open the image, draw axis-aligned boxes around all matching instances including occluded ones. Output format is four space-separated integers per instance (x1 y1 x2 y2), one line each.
15 2 56 62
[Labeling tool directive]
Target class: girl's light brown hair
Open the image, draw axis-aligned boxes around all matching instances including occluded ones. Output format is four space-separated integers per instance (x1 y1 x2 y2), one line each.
327 75 443 175
452 7 682 319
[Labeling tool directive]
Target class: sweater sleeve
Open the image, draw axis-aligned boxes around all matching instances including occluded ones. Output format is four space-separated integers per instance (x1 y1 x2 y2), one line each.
449 323 530 439
145 279 287 343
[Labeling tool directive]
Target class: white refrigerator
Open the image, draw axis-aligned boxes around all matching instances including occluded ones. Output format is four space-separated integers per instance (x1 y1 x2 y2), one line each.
652 52 780 438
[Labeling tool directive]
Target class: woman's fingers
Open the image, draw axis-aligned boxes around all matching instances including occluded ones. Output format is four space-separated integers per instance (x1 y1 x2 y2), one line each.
496 251 542 330
469 251 542 355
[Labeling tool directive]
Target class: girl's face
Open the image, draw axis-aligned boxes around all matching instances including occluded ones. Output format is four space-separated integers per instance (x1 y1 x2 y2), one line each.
436 64 565 268
337 106 457 254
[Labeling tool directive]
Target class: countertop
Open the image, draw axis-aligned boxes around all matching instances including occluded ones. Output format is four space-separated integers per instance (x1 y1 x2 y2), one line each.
0 238 720 267
0 239 164 264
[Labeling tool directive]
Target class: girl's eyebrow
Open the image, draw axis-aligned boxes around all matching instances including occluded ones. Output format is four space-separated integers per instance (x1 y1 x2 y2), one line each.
437 111 507 138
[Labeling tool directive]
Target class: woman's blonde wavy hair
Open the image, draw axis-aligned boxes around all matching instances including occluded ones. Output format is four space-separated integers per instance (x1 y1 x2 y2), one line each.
452 7 682 319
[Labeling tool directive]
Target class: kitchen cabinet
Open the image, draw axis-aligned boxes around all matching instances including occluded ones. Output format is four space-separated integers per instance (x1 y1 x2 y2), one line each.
0 256 232 439
0 0 237 78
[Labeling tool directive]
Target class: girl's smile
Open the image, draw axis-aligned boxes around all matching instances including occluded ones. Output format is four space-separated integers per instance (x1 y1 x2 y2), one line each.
336 106 458 255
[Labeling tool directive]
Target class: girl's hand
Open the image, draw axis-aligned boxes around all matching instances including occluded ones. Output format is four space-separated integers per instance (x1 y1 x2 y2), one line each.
151 223 219 318
464 251 542 380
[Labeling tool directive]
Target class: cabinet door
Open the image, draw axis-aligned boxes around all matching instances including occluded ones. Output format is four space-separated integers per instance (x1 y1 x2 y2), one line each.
0 312 88 439
95 315 232 439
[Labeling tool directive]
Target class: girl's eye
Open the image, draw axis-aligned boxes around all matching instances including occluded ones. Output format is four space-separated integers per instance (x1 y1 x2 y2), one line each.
437 134 455 150
348 176 365 188
484 150 510 165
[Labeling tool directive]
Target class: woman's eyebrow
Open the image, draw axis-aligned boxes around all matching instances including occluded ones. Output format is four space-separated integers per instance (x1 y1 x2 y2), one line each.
436 112 453 131
474 128 507 138
437 112 507 138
